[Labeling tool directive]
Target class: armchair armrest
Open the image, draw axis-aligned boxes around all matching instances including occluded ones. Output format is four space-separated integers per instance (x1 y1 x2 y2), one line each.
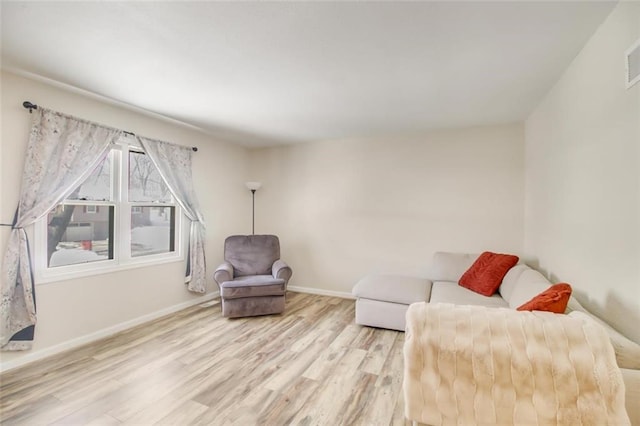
272 259 292 285
214 262 234 285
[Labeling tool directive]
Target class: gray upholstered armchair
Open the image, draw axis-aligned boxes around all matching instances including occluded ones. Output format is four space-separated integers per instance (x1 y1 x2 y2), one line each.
213 235 292 318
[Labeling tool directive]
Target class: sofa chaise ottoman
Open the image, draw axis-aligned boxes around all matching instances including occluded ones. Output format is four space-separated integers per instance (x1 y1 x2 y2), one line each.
352 275 432 331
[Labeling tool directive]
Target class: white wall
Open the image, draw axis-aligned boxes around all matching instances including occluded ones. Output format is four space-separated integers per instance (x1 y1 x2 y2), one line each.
0 71 250 370
250 124 525 295
525 3 640 343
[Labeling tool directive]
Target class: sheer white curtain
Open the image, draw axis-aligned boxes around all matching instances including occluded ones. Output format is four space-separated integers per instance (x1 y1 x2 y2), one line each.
137 136 207 293
1 108 122 350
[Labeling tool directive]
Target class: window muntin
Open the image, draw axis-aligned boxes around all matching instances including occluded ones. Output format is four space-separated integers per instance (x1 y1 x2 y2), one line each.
37 141 182 281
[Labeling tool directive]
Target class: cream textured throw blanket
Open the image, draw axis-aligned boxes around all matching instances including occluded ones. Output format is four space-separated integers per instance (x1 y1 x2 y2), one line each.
404 303 629 426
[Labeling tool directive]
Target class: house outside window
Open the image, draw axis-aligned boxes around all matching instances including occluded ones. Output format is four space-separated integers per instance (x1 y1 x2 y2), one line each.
35 140 182 282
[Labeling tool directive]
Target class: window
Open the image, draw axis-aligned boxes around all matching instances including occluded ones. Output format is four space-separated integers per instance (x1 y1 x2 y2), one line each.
128 151 176 258
36 140 182 282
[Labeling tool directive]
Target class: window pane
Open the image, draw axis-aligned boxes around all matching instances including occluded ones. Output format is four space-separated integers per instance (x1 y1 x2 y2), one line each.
129 152 171 202
47 205 114 267
66 152 112 201
131 206 175 257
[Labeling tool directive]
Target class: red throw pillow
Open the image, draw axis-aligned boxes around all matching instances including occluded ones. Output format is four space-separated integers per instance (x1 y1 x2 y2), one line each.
458 251 519 296
517 283 572 313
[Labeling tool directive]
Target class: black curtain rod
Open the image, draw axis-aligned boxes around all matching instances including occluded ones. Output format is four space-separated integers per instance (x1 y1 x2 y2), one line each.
22 101 198 152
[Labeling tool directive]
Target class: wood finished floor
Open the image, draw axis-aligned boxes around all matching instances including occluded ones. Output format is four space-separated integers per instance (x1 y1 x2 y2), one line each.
0 292 409 426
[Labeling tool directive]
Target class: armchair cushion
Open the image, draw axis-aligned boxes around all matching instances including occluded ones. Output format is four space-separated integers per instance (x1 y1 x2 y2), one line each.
224 235 280 277
220 275 285 300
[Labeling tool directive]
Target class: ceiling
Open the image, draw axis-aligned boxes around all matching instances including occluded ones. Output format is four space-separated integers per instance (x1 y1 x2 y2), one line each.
1 1 615 147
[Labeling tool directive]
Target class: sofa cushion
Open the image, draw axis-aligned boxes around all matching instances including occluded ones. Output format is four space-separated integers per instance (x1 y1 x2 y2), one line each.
504 268 552 309
516 283 572 313
429 252 479 282
459 252 519 296
430 281 508 308
569 310 640 370
498 263 530 302
353 275 432 305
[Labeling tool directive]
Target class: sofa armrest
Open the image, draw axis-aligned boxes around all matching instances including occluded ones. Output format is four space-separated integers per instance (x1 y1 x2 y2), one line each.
272 259 292 285
621 368 640 426
214 262 234 285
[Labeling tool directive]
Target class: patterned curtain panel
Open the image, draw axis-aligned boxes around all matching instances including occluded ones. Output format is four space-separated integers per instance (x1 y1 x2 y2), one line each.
137 136 207 293
1 108 122 351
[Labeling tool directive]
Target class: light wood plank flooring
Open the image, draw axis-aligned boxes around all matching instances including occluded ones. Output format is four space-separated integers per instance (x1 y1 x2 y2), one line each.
0 292 409 425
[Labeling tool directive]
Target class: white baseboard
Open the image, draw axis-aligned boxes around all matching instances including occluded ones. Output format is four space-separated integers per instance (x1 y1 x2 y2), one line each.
0 291 219 373
288 285 355 300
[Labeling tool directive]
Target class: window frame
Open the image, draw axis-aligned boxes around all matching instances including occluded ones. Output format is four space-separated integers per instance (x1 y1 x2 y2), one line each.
34 139 184 284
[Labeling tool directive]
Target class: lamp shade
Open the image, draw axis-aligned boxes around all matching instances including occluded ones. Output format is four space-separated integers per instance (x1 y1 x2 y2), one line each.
245 181 262 191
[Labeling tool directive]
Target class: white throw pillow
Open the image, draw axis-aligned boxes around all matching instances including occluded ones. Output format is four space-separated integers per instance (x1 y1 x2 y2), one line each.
569 310 640 370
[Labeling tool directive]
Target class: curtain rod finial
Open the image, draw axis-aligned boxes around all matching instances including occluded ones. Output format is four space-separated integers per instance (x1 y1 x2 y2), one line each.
23 101 38 113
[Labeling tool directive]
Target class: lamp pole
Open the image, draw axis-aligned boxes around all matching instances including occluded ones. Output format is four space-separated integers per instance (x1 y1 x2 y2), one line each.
245 182 262 235
251 189 256 235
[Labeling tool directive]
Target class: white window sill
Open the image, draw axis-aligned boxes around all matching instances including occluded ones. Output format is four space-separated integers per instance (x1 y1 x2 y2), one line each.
35 253 185 285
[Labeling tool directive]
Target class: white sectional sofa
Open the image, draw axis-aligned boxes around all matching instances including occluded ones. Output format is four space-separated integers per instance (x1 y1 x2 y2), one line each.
352 251 640 425
353 252 553 331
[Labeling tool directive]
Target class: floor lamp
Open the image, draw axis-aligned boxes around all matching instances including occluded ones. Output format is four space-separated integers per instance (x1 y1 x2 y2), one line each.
245 181 262 235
